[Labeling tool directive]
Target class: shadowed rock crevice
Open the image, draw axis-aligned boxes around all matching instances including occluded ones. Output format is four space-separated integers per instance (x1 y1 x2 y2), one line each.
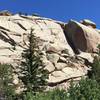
17 22 27 31
63 21 80 54
0 26 10 32
0 30 16 46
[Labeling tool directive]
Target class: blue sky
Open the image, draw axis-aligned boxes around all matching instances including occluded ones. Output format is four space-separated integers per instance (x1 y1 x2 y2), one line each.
0 0 100 28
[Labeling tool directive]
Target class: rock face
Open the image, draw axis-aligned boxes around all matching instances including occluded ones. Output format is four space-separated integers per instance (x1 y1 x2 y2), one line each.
65 20 100 53
0 12 99 90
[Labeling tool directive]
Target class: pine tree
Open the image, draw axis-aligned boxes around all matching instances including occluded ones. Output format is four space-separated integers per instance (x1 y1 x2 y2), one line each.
19 29 49 94
90 44 100 83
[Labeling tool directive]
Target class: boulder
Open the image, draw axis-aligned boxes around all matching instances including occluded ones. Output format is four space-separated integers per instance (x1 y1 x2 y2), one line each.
44 60 55 72
77 52 94 63
55 63 67 70
65 20 100 53
80 19 96 28
0 10 12 16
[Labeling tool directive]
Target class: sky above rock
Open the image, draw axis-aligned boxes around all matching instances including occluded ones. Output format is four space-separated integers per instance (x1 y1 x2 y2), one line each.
0 0 100 28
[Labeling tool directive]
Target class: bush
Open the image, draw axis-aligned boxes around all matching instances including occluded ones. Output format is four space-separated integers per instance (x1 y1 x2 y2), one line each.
67 78 100 100
0 64 16 100
22 89 68 100
16 79 100 100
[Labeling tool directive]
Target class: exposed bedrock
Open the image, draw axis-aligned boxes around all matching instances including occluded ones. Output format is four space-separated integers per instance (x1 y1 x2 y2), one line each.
64 20 100 53
0 12 99 91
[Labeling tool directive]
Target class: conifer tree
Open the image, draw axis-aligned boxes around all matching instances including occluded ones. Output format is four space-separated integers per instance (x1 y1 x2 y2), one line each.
90 44 100 83
19 29 49 94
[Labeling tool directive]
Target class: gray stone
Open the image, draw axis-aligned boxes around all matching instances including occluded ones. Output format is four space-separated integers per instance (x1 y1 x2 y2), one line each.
47 53 59 64
44 60 55 72
55 63 67 70
77 52 94 63
58 57 67 63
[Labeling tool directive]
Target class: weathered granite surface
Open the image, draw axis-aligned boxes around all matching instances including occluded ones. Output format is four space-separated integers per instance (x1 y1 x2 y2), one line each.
0 12 99 90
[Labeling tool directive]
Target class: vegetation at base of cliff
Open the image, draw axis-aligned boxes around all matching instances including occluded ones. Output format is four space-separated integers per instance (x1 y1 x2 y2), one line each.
67 78 100 100
22 89 68 100
0 71 100 100
0 64 16 100
16 78 100 100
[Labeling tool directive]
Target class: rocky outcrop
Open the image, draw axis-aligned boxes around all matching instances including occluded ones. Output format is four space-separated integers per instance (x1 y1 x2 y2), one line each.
0 10 12 16
65 20 100 53
0 12 99 90
80 19 96 28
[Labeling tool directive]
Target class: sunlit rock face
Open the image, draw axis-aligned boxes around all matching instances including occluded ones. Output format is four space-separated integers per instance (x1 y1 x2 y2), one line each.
0 11 99 90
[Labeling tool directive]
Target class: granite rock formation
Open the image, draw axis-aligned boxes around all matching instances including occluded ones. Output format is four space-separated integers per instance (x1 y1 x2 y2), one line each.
0 12 100 90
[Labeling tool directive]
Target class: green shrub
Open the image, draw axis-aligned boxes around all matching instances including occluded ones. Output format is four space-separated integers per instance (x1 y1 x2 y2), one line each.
67 78 100 100
0 64 16 100
18 79 100 100
22 88 68 100
44 89 68 100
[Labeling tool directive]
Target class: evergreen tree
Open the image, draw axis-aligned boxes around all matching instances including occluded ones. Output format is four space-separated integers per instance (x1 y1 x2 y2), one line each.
19 29 49 94
88 44 100 83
